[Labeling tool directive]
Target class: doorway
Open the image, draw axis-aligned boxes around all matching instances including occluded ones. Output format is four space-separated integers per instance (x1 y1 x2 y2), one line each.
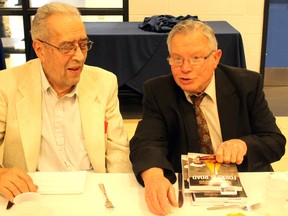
262 0 288 116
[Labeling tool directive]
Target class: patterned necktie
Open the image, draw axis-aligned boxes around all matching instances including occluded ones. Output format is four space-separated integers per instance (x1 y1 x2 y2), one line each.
191 94 214 154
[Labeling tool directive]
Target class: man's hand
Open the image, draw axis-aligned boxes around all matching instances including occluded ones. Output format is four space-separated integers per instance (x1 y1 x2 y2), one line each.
141 168 177 215
0 167 38 202
215 139 247 165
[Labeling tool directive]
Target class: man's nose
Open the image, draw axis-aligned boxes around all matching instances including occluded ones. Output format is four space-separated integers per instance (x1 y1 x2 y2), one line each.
72 46 85 60
181 59 192 72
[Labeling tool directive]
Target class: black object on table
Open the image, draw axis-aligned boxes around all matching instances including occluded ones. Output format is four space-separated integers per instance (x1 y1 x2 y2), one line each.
0 38 6 70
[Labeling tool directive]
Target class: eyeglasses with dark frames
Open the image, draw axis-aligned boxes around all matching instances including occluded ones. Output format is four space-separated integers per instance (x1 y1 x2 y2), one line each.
167 50 215 66
38 39 94 55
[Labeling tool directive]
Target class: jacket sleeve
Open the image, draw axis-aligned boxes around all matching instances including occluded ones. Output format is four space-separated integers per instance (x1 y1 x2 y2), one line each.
129 81 176 186
238 72 286 171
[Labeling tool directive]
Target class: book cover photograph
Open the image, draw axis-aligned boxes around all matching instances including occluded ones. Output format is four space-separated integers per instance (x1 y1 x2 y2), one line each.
187 153 244 193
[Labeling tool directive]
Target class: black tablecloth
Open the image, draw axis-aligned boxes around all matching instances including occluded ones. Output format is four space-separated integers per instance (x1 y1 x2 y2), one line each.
28 21 246 94
0 38 6 70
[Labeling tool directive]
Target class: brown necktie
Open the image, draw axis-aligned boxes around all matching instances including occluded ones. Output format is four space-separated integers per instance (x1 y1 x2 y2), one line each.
191 94 214 154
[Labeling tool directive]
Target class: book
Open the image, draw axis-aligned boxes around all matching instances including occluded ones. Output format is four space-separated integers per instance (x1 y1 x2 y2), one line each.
191 189 247 206
180 155 190 193
186 153 244 194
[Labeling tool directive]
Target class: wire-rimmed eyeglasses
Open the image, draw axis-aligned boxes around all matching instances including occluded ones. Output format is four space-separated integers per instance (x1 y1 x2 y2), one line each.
167 50 215 66
38 39 94 55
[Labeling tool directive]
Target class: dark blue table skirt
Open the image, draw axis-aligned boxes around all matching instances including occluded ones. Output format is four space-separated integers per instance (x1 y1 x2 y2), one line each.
28 21 246 94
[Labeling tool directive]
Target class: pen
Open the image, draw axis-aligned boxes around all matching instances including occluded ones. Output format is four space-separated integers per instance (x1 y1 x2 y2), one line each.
6 201 14 210
177 173 184 208
198 155 216 161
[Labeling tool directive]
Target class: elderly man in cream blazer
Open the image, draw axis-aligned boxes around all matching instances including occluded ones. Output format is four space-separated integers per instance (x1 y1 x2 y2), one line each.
0 2 131 203
0 59 131 172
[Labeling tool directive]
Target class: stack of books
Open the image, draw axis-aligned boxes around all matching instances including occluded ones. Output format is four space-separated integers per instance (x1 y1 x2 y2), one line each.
181 153 247 206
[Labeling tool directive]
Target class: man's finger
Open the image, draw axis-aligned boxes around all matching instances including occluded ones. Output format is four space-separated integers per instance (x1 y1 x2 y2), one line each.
168 185 177 207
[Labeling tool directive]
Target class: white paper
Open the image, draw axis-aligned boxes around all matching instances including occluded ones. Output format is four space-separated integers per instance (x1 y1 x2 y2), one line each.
29 171 87 194
270 171 288 181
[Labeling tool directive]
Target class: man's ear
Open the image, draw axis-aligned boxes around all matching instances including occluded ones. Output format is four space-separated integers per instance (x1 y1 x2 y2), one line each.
32 40 45 61
213 49 222 68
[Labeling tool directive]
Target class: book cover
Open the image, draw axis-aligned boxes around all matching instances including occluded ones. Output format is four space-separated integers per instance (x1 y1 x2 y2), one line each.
187 153 243 193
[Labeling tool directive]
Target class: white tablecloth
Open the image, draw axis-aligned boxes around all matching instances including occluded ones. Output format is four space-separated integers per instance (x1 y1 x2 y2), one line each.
0 172 287 216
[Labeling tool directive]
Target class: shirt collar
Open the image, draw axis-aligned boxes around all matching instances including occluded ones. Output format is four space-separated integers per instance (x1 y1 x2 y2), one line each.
40 65 78 98
184 72 216 103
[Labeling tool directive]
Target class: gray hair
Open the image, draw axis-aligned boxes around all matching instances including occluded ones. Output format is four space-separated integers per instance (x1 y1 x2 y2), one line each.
30 2 81 40
167 20 218 53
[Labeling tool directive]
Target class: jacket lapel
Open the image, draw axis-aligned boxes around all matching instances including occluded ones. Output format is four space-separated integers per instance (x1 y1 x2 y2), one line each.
78 71 106 172
16 60 42 171
215 68 240 141
176 86 200 153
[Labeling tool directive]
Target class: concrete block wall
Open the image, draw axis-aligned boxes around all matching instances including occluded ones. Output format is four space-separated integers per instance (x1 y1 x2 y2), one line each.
129 0 264 73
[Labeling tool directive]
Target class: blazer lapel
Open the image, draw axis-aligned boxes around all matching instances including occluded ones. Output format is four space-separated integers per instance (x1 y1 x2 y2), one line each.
177 87 200 153
78 72 106 172
215 68 240 141
16 60 42 171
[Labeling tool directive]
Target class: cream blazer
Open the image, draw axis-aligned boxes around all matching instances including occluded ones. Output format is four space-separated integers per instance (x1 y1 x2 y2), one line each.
0 59 132 173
